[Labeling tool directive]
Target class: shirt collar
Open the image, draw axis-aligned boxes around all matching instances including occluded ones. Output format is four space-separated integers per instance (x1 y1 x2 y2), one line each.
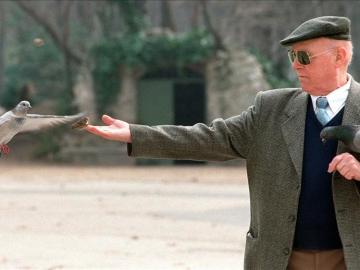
310 74 352 114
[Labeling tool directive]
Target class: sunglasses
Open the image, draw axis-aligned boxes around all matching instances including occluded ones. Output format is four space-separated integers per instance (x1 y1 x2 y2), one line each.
288 47 336 65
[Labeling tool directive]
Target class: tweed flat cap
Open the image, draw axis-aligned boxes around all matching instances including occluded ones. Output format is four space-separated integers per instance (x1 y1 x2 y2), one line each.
280 16 351 46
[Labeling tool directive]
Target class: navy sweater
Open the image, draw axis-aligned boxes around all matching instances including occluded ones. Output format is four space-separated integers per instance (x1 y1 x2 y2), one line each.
293 98 344 250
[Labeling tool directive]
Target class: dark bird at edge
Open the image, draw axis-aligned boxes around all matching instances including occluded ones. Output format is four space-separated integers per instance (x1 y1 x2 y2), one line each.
320 125 360 153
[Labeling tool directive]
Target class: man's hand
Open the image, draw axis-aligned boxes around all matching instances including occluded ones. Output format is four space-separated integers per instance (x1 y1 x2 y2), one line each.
328 152 360 181
85 115 132 143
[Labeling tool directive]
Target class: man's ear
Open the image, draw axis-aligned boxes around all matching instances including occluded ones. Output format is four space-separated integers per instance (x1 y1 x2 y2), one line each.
335 47 347 67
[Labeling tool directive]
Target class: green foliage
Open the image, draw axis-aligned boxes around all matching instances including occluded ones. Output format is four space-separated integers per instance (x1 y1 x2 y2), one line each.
2 5 66 109
92 28 215 112
3 42 66 108
249 48 294 89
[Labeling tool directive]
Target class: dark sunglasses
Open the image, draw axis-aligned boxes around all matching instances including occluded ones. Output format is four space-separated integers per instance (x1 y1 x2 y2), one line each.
288 47 336 65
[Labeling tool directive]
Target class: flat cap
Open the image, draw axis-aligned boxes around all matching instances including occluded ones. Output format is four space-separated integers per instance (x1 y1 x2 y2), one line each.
280 16 351 46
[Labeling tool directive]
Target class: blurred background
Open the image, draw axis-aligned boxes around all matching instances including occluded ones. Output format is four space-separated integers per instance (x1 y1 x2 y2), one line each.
1 1 359 269
0 0 359 165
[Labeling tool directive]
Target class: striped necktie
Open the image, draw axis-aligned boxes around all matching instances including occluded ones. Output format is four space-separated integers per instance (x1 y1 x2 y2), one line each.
315 97 331 125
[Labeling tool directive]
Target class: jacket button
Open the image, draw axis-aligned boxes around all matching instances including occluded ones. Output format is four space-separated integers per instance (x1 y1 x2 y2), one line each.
288 215 296 222
283 248 290 255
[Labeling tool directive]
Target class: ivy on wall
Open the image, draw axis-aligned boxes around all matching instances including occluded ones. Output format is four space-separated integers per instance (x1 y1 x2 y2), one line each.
91 28 215 112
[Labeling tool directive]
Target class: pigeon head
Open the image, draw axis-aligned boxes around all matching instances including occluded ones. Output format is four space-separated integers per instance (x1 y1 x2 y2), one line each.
320 125 355 144
13 100 32 115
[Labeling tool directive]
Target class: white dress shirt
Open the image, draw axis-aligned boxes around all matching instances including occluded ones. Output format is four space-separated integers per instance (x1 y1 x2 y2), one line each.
310 74 352 120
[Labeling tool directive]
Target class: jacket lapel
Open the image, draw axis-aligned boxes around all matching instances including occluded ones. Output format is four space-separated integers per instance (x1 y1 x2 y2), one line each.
337 79 360 154
281 90 308 179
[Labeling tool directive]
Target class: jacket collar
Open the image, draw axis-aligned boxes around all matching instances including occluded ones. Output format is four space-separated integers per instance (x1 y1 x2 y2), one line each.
337 78 360 154
281 89 308 179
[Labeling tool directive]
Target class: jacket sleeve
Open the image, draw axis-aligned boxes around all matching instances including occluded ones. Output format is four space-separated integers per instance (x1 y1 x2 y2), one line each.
128 91 263 161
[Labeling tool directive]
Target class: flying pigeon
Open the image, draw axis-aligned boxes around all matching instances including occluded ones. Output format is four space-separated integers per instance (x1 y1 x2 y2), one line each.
0 100 85 155
320 125 360 153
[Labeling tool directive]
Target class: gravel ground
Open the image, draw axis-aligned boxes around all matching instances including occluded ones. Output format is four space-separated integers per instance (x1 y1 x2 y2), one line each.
0 163 250 270
0 163 248 183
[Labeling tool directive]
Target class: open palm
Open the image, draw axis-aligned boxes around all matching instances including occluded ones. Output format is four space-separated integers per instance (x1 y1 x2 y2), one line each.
86 115 131 142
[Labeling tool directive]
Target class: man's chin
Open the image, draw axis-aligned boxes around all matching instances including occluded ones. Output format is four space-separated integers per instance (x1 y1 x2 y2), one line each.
298 77 312 88
299 84 323 95
299 82 314 94
298 81 308 90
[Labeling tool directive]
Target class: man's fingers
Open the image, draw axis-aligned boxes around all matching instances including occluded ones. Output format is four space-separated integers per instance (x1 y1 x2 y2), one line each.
344 173 353 180
102 114 115 125
335 160 347 172
85 125 96 132
85 117 131 142
328 155 343 172
328 153 360 181
328 153 352 172
86 125 107 137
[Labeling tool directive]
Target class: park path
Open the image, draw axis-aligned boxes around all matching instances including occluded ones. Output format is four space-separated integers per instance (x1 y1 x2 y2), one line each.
0 164 249 270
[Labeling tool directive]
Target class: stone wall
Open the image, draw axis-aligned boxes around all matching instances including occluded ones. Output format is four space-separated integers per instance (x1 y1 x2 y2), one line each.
205 49 270 122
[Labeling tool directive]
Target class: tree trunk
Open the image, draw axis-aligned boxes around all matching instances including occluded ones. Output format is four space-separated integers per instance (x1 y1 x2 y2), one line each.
73 65 97 119
205 49 270 120
111 66 143 123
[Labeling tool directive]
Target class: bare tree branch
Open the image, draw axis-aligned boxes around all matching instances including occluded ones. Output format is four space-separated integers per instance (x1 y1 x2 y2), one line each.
191 1 200 28
200 0 227 52
62 0 72 45
61 0 74 96
15 0 82 65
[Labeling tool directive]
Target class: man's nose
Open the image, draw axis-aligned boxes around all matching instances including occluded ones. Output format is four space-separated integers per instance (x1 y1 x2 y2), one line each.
292 58 303 70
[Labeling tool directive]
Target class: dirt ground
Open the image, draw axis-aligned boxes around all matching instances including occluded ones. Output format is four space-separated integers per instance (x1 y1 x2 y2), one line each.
0 163 250 270
0 162 248 183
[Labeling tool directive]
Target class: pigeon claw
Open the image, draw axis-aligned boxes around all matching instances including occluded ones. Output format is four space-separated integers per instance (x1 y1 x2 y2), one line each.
0 144 10 155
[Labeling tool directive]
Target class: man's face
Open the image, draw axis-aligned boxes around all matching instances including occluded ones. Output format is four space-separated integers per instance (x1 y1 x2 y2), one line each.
290 38 338 96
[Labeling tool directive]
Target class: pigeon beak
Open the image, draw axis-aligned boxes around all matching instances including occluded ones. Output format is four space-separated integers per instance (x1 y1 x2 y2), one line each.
321 138 327 144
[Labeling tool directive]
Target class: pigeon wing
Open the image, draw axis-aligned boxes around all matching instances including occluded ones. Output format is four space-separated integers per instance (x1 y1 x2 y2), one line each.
19 113 85 133
0 111 13 126
0 111 19 144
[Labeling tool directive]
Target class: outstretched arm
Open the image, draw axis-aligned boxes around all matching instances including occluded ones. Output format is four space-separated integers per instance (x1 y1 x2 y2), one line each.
84 91 262 161
85 115 132 143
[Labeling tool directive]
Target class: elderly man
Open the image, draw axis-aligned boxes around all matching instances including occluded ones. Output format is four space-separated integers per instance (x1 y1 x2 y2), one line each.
86 16 360 270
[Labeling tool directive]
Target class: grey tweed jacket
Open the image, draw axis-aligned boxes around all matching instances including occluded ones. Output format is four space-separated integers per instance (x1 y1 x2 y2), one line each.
129 79 360 270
